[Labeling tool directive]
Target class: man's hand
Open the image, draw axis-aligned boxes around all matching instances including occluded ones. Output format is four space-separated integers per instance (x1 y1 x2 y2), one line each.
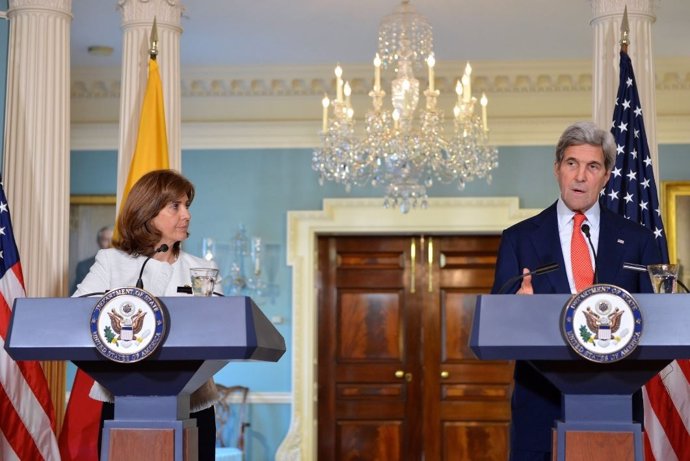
517 267 534 295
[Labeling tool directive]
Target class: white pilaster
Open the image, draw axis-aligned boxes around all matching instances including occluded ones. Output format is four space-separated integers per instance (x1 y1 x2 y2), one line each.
590 0 659 177
116 0 183 208
4 0 71 297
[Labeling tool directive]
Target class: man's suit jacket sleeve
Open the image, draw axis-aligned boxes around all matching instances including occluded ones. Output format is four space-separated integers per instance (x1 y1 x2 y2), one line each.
492 230 520 294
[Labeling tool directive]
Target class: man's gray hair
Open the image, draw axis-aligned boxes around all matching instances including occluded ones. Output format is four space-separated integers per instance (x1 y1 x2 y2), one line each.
555 121 616 171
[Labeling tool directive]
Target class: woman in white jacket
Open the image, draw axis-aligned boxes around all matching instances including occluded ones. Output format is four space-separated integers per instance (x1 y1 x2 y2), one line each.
74 169 220 461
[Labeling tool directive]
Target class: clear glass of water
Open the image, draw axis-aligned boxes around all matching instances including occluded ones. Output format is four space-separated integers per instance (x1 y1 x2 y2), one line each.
190 267 219 296
647 264 680 293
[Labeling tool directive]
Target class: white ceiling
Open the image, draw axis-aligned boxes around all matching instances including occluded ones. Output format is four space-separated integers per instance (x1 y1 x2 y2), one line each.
71 1 690 69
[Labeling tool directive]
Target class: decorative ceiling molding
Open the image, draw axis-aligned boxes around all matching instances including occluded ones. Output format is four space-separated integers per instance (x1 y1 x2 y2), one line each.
70 57 690 149
71 58 690 100
591 0 658 18
71 114 690 151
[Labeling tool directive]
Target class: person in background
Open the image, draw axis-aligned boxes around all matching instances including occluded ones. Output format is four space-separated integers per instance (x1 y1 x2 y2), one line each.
491 121 662 461
71 225 113 293
73 169 221 461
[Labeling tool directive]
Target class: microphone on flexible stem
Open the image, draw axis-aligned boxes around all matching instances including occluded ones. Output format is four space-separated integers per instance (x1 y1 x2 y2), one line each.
623 261 690 293
78 290 108 298
580 223 598 284
497 262 560 294
136 244 169 289
176 286 224 296
622 262 647 273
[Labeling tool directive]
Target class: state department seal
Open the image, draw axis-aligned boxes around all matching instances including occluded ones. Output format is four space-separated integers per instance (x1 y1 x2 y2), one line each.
561 284 642 363
89 287 166 363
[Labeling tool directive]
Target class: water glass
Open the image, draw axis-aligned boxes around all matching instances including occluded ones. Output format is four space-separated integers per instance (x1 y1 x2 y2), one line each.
190 267 219 296
647 264 679 293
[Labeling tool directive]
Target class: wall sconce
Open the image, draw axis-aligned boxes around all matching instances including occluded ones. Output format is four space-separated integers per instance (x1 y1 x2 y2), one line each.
230 224 265 295
201 225 280 302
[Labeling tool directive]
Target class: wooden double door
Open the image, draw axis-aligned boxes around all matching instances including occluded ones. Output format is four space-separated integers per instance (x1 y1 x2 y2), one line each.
317 235 513 460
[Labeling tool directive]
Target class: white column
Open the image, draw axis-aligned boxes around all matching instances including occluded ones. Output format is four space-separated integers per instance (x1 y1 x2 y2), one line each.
4 0 71 297
590 0 658 178
116 0 183 209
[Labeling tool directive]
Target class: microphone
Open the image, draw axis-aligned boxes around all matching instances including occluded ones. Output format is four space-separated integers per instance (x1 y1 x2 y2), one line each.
77 290 109 298
580 223 598 284
497 262 560 294
176 286 224 296
622 262 647 273
135 244 169 289
623 261 690 293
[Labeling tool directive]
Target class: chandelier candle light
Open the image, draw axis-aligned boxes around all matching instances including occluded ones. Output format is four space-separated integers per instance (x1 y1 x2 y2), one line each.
313 0 498 213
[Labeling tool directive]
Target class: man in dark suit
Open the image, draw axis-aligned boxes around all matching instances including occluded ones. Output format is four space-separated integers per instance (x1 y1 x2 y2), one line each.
492 121 662 461
71 225 113 293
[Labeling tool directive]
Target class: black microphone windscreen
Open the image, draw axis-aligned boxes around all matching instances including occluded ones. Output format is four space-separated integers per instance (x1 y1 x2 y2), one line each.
581 223 591 237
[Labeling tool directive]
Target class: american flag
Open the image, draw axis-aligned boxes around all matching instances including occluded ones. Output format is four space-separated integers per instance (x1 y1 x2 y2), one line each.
601 51 668 261
601 50 687 461
0 183 60 460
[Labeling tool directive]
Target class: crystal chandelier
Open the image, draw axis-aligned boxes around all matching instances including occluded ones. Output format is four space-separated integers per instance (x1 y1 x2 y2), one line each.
312 0 498 213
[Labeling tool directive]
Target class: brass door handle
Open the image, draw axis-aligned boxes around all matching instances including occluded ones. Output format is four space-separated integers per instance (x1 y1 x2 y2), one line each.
395 370 413 382
428 237 433 292
441 370 449 379
410 238 416 294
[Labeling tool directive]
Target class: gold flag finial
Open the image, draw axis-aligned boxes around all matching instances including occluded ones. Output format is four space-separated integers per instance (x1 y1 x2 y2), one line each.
620 6 630 52
149 17 158 59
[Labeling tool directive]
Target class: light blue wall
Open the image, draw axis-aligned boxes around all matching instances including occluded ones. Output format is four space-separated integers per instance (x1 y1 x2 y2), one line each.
72 142 690 217
70 142 690 459
658 144 690 181
70 150 118 194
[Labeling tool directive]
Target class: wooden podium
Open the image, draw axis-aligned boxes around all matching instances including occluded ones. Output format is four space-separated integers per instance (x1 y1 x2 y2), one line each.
469 293 690 461
5 295 286 461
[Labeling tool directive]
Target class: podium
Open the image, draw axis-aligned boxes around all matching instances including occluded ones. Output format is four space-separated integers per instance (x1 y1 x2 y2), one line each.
5 295 286 461
470 293 689 461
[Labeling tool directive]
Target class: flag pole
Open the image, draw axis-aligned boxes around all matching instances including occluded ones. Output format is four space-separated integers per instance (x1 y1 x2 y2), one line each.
608 7 687 461
118 16 170 224
620 5 629 54
150 16 158 60
60 17 170 461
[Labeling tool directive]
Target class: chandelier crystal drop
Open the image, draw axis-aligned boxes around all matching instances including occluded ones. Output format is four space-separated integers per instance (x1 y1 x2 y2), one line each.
312 0 498 213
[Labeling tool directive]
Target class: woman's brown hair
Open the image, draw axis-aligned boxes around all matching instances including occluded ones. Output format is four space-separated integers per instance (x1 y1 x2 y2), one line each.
113 169 195 257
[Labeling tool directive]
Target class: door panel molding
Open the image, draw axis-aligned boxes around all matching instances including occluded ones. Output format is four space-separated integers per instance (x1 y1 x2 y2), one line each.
277 197 540 460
